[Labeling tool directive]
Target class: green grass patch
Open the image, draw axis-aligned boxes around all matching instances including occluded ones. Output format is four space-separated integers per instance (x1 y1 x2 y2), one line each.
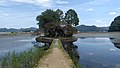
1 48 44 68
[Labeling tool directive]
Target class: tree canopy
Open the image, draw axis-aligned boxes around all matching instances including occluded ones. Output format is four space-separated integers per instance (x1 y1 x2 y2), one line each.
36 9 79 37
36 9 60 28
108 16 120 32
65 9 79 26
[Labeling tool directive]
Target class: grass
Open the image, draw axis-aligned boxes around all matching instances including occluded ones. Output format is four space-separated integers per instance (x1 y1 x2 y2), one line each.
0 38 82 68
1 48 44 68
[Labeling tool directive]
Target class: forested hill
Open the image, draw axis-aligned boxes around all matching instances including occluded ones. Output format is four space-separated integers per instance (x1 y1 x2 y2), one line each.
0 26 109 32
77 25 109 32
108 16 120 32
0 27 37 32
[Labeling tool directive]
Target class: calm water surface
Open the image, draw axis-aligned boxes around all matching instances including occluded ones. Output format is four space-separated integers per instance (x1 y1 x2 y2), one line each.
0 33 120 68
74 33 120 68
0 34 36 57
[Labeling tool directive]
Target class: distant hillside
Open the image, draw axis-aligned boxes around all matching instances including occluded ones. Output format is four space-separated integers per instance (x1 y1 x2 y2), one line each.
0 26 109 32
77 25 109 32
0 27 38 32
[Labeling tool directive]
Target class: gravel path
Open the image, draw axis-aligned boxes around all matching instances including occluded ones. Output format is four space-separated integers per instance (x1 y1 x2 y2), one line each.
35 39 73 68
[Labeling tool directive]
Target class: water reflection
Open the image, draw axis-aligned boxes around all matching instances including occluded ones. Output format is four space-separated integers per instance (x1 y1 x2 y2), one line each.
63 41 80 66
0 34 35 58
74 37 120 68
33 38 80 67
32 42 50 51
110 37 120 49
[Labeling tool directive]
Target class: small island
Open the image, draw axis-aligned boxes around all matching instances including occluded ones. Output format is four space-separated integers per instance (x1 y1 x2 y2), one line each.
35 9 80 68
35 9 79 44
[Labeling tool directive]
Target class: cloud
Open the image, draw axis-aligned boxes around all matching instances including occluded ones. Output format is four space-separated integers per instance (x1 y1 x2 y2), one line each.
89 0 109 5
109 12 117 15
86 8 93 11
3 13 10 16
117 8 120 10
56 0 69 4
96 20 107 24
96 20 102 23
0 0 53 7
0 0 7 6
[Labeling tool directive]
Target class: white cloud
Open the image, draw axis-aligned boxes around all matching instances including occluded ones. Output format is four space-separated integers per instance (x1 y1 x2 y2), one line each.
96 20 102 23
56 0 69 4
0 0 7 6
0 0 53 7
86 8 93 11
96 20 107 24
89 0 109 5
109 12 117 15
117 8 120 10
3 13 10 16
3 13 10 17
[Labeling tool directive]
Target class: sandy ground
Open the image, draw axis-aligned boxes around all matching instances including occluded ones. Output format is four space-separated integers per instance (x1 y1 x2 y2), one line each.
35 39 73 68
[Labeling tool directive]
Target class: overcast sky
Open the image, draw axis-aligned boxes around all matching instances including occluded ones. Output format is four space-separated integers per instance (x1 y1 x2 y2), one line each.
0 0 120 28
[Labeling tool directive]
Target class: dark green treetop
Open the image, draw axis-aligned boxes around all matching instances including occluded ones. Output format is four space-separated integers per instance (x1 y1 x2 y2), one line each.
109 15 120 32
65 9 79 26
36 9 61 28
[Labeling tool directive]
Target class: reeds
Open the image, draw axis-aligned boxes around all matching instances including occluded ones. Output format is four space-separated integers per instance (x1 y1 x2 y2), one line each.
1 48 44 68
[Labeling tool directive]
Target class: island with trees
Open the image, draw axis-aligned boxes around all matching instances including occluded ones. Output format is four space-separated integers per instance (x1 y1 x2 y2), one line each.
35 9 79 43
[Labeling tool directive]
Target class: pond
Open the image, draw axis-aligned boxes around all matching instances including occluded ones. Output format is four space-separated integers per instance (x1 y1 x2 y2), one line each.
74 32 120 68
0 32 120 68
0 34 36 58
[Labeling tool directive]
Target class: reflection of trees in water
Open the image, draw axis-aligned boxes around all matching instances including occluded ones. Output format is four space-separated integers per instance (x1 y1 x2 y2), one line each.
110 38 120 49
32 41 50 50
63 42 80 66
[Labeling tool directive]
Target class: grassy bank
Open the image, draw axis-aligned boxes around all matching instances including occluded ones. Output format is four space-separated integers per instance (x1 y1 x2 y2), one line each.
1 48 44 68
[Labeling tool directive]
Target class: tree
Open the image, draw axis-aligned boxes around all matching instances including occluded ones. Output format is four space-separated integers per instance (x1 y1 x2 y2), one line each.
65 24 77 37
108 16 120 32
56 9 64 23
65 9 79 26
36 9 61 36
36 9 80 37
36 9 61 28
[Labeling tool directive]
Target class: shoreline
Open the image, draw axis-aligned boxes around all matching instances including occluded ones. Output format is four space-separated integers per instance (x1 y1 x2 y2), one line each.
73 32 120 38
0 32 33 35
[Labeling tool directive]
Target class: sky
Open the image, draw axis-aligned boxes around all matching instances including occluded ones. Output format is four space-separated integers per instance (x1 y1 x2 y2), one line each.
0 0 120 28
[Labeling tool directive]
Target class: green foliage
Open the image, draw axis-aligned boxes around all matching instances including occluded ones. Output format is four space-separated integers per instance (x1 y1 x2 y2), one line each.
36 9 79 37
65 9 79 26
36 9 60 28
56 9 64 23
1 48 44 68
65 24 78 37
109 16 120 32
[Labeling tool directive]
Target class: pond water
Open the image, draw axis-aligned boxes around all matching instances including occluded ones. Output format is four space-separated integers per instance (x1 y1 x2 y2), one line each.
74 32 120 68
0 34 36 58
0 33 120 68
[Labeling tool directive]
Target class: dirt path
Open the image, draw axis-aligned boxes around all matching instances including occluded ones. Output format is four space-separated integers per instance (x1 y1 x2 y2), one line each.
35 39 74 68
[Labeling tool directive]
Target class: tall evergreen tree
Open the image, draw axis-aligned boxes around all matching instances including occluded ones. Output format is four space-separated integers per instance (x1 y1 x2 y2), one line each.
65 9 79 26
